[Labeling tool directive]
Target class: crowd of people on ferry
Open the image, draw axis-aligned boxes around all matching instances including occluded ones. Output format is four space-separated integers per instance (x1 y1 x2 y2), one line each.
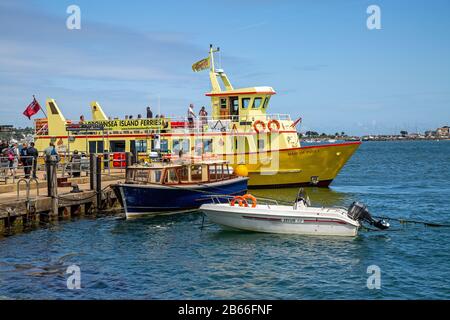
79 104 208 124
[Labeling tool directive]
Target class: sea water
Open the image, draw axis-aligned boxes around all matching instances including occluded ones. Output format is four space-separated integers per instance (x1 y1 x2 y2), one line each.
1 141 449 299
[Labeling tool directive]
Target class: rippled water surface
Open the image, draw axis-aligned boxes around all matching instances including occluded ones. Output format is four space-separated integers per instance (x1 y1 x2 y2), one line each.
1 141 450 299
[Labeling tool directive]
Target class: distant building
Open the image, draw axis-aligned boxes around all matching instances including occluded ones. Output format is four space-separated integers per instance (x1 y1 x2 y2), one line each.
436 126 449 137
0 125 13 132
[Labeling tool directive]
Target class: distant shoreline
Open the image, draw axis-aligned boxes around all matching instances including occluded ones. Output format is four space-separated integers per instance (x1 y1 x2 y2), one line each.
300 137 450 143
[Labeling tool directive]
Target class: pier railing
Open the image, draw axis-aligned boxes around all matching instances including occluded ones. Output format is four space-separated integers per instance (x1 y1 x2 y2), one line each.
0 156 36 184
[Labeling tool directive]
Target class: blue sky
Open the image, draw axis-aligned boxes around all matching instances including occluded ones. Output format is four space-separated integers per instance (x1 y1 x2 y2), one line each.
0 0 449 135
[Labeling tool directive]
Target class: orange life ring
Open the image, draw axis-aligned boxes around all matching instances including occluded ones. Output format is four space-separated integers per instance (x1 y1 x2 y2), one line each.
113 152 126 168
230 196 248 207
253 120 266 133
242 194 257 208
267 119 280 132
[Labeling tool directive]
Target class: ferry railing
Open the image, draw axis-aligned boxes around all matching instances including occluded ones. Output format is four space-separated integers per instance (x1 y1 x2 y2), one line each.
167 114 293 134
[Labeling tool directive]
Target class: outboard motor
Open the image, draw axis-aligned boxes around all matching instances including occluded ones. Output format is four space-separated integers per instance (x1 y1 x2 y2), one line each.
347 202 390 230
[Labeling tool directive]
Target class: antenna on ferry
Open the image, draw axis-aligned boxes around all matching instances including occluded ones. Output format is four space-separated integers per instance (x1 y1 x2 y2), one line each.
206 44 233 91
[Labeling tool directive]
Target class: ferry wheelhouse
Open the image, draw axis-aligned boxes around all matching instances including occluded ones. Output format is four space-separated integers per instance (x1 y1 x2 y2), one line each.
33 45 360 188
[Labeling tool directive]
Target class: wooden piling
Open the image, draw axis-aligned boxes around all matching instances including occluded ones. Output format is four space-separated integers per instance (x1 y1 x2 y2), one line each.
45 155 58 217
96 155 102 209
89 153 96 191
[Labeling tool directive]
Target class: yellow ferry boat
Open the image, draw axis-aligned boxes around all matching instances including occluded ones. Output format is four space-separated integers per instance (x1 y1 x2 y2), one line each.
33 45 360 188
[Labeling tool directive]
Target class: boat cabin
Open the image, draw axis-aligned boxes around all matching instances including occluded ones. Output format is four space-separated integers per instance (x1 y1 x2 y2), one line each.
125 161 235 185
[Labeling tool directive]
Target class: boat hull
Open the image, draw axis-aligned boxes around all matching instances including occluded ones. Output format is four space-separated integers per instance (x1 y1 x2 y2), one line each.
114 178 248 218
229 141 361 188
201 205 359 237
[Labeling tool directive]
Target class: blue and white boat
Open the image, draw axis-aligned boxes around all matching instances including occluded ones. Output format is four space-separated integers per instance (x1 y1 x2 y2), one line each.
112 160 248 218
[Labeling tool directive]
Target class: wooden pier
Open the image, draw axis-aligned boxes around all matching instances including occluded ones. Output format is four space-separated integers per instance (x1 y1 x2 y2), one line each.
0 153 132 234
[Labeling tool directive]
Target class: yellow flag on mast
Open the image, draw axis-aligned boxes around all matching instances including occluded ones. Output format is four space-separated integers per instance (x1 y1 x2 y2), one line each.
192 57 210 72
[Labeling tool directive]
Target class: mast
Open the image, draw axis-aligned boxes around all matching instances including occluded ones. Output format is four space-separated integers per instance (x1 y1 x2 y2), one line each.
208 45 234 92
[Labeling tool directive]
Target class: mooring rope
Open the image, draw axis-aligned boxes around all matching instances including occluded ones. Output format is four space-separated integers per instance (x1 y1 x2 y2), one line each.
372 215 450 228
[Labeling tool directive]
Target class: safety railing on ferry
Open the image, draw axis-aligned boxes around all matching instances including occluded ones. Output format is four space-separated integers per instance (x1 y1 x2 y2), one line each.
167 114 294 133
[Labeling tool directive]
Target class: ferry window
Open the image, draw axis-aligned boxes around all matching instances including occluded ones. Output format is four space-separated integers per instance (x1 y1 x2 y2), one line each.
160 139 168 152
262 97 270 109
134 169 150 183
230 97 239 117
164 168 179 184
172 140 180 153
241 98 251 109
173 139 190 153
253 97 262 109
191 164 202 181
178 167 189 182
182 139 190 153
258 139 265 150
150 169 163 183
220 98 227 109
136 140 147 153
203 139 213 152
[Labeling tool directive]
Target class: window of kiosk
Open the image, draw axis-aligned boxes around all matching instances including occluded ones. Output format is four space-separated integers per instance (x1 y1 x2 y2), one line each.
89 141 104 153
253 97 263 109
220 98 227 109
241 98 251 109
110 140 126 152
136 140 147 153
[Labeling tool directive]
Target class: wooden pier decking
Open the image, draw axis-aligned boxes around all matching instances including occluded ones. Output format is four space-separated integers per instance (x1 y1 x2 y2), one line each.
0 154 129 234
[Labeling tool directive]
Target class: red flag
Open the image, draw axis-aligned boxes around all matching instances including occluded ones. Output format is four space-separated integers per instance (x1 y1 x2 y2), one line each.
23 97 41 119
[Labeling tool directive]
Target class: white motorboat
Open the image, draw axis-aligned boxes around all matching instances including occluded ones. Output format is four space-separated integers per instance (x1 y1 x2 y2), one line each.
200 190 389 237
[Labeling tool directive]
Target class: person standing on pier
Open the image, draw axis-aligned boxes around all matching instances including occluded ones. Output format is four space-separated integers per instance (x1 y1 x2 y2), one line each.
44 142 59 162
20 143 31 178
0 140 7 154
8 143 19 177
27 142 38 179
